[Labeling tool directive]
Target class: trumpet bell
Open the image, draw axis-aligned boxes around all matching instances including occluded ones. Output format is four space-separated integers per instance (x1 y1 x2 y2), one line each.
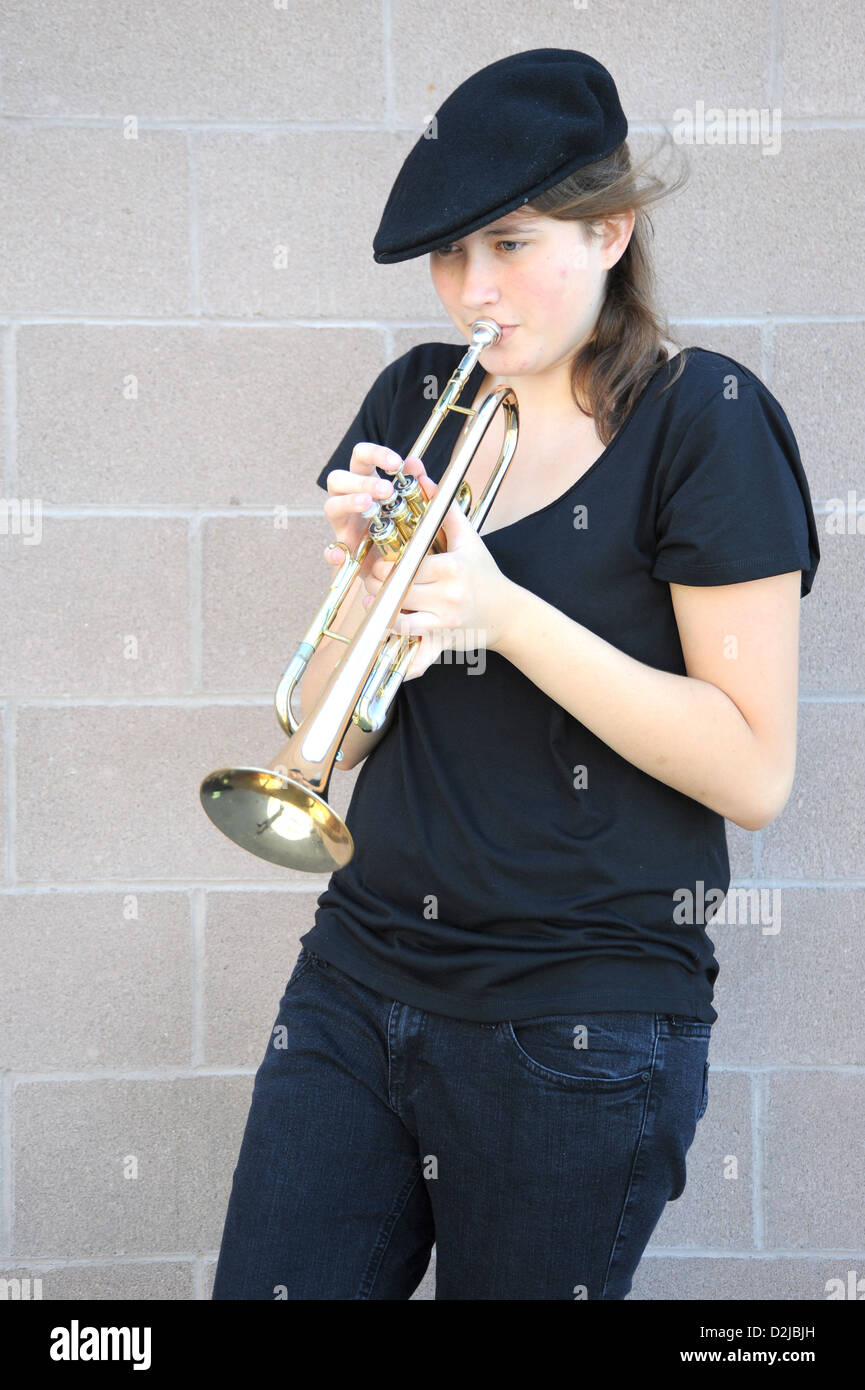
200 766 354 873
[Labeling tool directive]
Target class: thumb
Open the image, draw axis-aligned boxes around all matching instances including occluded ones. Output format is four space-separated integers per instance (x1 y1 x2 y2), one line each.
418 472 471 548
417 471 437 501
437 484 474 548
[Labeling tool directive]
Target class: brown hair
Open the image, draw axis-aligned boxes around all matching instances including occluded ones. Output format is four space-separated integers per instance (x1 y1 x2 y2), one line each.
521 133 692 445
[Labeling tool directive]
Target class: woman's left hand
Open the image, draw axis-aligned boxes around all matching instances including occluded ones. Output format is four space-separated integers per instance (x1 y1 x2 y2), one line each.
361 473 515 680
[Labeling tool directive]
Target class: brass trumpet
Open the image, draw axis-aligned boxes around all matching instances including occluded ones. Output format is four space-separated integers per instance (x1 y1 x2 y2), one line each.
199 317 519 872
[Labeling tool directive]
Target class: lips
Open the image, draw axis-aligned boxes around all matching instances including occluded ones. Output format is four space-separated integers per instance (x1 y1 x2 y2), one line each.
467 323 518 341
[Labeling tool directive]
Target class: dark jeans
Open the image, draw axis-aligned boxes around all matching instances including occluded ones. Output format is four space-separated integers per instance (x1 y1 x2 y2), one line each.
212 946 711 1300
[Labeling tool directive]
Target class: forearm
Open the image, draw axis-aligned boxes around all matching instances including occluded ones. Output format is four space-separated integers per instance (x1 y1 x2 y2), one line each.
494 580 777 830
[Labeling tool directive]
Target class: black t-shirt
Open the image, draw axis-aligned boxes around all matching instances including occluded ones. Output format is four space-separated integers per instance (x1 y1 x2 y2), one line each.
300 341 820 1024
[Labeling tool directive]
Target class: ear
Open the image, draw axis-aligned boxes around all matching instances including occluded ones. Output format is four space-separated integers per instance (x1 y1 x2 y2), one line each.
601 211 635 268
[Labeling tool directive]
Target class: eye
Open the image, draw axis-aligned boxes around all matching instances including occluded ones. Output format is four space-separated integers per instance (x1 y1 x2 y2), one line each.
432 240 527 259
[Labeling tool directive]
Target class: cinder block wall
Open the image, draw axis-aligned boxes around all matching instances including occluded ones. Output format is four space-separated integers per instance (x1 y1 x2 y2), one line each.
0 2 861 1302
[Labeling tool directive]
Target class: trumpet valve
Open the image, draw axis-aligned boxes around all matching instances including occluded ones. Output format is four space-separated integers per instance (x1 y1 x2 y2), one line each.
391 471 426 522
362 502 403 560
378 490 415 542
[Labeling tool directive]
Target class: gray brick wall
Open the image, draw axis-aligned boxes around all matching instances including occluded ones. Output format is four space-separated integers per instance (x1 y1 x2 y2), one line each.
0 2 861 1302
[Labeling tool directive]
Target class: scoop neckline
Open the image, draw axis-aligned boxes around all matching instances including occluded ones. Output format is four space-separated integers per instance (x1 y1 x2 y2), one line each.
432 344 699 541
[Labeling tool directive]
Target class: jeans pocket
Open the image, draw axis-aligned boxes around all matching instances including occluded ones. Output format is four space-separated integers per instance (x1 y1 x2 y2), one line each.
501 1010 655 1092
665 1014 712 1038
696 1058 710 1121
283 945 315 993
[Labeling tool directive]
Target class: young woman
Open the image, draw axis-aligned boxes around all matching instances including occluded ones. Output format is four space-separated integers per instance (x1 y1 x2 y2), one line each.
212 49 820 1301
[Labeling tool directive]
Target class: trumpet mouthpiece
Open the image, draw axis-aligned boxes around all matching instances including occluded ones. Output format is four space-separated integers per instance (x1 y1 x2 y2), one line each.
470 318 502 348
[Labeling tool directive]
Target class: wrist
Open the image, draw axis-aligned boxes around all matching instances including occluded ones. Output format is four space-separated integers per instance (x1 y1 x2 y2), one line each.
489 576 525 655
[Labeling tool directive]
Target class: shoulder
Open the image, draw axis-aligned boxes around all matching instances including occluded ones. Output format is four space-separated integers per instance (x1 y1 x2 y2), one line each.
383 339 463 395
368 340 465 434
399 338 464 366
654 346 791 424
650 348 820 598
643 347 804 472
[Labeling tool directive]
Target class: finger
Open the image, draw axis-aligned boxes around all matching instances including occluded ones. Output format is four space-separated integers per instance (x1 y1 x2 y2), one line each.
391 610 440 636
362 588 416 610
403 637 435 681
362 575 384 600
402 454 428 479
361 572 434 610
349 446 407 488
326 466 371 494
438 493 472 544
348 443 397 478
325 472 394 504
402 570 448 609
402 553 453 587
373 449 410 475
323 492 382 527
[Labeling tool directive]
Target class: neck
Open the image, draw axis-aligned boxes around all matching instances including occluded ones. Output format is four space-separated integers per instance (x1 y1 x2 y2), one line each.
483 337 680 430
484 365 592 433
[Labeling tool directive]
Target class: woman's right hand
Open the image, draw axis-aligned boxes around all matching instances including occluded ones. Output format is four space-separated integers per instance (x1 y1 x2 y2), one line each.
322 443 429 573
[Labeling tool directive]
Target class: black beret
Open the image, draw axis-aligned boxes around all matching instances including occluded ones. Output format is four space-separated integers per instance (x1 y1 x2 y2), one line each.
372 48 628 264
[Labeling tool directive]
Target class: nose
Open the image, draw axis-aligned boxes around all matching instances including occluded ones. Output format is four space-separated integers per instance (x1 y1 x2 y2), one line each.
456 249 502 313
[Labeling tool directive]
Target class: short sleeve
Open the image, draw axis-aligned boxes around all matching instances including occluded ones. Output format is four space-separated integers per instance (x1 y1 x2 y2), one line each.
314 358 398 492
652 378 821 597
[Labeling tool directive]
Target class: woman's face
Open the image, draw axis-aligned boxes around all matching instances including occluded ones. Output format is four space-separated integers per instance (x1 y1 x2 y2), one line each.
428 210 634 378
